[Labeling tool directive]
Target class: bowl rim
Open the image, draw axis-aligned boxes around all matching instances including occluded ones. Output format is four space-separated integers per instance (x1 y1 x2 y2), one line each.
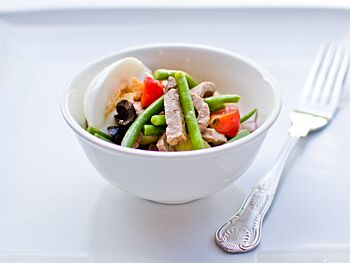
60 43 281 158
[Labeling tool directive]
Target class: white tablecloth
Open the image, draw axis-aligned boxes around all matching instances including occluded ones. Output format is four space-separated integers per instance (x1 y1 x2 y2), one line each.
0 0 349 12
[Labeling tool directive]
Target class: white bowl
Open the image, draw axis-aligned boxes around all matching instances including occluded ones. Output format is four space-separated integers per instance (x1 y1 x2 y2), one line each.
61 44 281 204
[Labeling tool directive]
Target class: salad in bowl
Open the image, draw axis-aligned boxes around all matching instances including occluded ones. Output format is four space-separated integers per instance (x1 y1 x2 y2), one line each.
61 44 281 203
84 57 258 152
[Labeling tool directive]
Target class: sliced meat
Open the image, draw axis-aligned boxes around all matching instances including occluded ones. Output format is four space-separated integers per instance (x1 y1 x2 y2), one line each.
132 133 143 148
156 134 175 152
240 121 258 132
202 128 227 145
132 101 144 116
164 89 187 146
164 76 177 93
191 93 210 132
191 81 216 98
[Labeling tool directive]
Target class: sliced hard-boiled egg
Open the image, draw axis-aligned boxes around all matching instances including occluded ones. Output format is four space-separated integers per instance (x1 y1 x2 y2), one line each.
84 57 151 130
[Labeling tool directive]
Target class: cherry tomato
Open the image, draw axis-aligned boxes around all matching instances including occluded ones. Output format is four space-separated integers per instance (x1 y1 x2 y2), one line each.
141 75 164 108
210 104 240 137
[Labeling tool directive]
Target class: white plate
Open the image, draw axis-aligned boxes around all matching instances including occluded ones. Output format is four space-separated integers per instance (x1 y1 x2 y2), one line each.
0 8 350 263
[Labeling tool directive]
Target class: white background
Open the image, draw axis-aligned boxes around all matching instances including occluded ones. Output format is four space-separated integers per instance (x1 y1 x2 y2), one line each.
0 0 350 12
1 2 350 263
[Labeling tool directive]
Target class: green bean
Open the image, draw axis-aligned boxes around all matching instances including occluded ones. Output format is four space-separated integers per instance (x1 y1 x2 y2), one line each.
175 138 210 151
154 69 198 88
143 125 166 136
207 102 225 112
174 137 193 151
121 96 164 147
140 135 159 146
94 133 113 142
150 114 166 126
87 126 113 141
203 140 211 148
204 95 240 111
228 130 250 143
175 71 205 150
240 108 257 123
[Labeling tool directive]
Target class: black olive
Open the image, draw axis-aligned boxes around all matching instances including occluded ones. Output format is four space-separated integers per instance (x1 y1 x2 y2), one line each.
107 125 128 145
114 100 136 126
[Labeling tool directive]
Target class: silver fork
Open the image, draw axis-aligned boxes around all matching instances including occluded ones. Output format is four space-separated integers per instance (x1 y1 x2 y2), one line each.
215 42 350 253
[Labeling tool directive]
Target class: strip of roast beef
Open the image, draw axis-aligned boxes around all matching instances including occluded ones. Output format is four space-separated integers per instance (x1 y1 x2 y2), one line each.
164 88 187 146
202 128 227 145
191 89 228 146
156 134 175 151
190 81 216 98
163 76 177 93
191 93 210 132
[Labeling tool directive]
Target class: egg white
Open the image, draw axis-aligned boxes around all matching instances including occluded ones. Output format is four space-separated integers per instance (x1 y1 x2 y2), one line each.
84 57 151 131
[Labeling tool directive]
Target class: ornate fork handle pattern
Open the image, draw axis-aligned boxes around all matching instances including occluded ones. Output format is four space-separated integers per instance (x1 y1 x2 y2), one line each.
215 42 349 253
215 111 330 253
215 185 273 253
215 135 300 253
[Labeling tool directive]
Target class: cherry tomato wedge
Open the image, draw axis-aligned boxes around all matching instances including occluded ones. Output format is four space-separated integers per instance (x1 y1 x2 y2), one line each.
210 104 240 137
141 75 164 108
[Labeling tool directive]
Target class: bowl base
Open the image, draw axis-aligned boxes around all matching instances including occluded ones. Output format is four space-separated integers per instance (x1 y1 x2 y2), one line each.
144 197 200 205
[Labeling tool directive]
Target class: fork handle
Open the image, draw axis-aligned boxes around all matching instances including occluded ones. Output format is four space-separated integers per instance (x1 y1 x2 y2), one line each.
215 135 299 253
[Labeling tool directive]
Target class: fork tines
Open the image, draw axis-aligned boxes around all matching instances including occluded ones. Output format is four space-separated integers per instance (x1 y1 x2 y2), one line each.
298 42 350 119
